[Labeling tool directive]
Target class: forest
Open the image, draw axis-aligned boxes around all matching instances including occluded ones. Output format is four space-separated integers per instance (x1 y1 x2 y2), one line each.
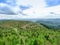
0 20 60 45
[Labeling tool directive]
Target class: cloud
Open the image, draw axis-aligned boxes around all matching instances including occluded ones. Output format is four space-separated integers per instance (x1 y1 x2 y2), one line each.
0 0 32 15
0 0 60 19
0 0 46 15
0 3 17 15
0 3 21 15
20 5 32 10
0 6 16 15
22 5 60 18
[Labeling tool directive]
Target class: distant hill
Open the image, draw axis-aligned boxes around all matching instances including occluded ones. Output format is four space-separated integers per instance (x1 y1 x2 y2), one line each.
36 19 60 29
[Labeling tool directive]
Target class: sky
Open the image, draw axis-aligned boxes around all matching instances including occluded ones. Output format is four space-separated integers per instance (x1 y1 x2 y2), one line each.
0 0 60 19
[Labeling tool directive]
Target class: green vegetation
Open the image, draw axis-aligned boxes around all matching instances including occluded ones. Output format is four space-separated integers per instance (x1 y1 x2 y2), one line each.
0 20 60 45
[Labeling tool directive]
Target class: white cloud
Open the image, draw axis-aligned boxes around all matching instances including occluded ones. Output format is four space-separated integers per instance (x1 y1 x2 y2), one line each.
0 3 20 15
0 0 60 19
22 5 60 18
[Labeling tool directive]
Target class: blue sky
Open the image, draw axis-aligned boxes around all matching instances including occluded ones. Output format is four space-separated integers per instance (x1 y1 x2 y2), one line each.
0 0 16 6
46 0 60 6
0 0 60 19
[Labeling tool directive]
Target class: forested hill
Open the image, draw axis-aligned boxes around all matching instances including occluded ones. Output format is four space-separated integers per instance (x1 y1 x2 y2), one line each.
0 20 60 45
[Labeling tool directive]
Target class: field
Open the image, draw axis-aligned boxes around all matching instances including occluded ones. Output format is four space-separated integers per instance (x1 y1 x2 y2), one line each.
0 20 60 45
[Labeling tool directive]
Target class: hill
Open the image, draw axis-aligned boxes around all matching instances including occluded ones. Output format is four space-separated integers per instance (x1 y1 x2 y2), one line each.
36 19 60 29
0 20 60 45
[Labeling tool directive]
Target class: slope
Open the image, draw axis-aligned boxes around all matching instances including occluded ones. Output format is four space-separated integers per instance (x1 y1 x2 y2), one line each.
0 20 60 45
